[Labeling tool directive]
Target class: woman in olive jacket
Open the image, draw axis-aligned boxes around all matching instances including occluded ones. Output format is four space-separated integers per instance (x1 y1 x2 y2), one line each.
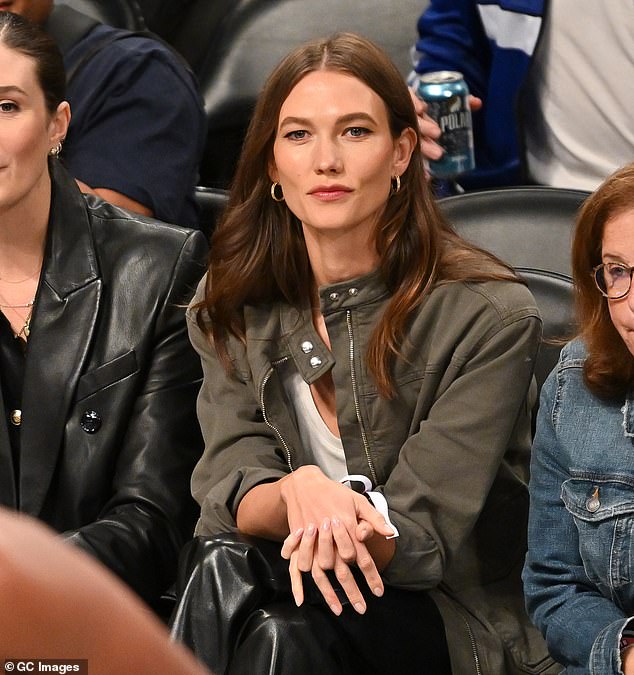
0 12 206 608
171 33 556 675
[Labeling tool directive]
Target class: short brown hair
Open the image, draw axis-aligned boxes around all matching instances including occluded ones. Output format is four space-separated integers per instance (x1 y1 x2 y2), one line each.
572 163 634 399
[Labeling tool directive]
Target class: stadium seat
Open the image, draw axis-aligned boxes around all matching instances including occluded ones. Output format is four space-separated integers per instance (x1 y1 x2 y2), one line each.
439 186 590 278
516 268 575 398
194 187 230 239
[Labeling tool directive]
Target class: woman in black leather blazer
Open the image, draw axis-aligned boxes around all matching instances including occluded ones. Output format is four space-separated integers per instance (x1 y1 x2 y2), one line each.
0 12 206 607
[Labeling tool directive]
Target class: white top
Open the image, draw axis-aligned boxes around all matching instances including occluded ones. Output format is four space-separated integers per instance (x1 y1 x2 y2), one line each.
523 1 634 190
281 368 349 481
280 366 400 538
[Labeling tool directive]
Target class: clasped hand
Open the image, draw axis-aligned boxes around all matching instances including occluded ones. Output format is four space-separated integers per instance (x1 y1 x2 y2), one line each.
279 465 394 616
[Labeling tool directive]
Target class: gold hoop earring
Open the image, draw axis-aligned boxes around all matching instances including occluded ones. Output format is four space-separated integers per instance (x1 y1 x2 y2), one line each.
390 175 401 195
49 142 62 157
270 182 285 202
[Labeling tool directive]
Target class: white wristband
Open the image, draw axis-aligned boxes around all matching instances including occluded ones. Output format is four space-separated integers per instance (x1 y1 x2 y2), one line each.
341 474 400 539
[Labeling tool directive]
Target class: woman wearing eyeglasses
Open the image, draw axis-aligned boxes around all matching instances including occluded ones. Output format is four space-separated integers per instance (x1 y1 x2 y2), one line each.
523 163 634 675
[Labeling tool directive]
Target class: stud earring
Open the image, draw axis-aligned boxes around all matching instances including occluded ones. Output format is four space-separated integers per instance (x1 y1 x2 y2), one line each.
49 141 63 157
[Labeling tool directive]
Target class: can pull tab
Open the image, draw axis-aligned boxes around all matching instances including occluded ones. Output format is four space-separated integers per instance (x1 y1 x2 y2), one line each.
586 487 601 513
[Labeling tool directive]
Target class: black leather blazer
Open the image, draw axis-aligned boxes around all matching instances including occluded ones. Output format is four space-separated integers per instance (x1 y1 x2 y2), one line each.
0 160 207 605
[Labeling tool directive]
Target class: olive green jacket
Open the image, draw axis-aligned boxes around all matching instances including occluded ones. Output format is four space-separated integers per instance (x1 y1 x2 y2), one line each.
188 269 557 675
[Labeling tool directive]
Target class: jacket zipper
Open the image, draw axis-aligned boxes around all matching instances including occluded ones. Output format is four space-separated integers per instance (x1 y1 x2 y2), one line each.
260 358 294 471
346 310 378 485
460 612 482 675
438 582 482 675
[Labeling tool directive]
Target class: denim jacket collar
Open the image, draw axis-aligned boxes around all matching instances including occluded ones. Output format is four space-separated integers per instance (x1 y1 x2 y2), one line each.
563 341 634 440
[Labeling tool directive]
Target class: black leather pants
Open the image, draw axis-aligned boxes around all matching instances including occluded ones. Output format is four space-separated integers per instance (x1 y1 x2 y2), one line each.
170 533 451 675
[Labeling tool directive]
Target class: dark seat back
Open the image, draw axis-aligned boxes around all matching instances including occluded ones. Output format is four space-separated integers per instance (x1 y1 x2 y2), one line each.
188 0 427 188
54 0 146 30
164 0 236 74
194 187 230 239
516 269 575 397
440 186 590 277
134 0 200 44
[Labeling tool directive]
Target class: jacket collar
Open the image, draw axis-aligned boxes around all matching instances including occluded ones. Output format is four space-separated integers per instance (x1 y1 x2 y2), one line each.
40 159 100 298
316 267 390 316
279 267 390 384
15 160 102 514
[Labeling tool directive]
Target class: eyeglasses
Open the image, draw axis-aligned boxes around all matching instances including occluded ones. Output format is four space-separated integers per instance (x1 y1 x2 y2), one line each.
593 262 634 299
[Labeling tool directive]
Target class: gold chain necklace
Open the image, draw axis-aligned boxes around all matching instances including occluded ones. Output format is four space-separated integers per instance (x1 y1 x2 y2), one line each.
15 308 33 340
0 297 35 340
0 299 35 309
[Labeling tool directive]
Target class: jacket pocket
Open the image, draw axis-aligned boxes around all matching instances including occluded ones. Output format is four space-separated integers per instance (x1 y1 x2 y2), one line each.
76 350 138 401
562 476 634 601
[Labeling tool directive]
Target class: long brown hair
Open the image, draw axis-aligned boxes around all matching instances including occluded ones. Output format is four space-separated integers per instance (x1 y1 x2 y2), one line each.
198 32 517 397
572 163 634 399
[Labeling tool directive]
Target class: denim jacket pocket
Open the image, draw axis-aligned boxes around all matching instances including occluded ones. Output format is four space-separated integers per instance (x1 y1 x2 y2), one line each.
562 477 634 604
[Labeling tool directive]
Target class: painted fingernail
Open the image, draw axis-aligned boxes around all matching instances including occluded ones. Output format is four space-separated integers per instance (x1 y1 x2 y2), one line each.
373 587 383 597
294 527 304 537
295 598 303 607
306 523 316 536
330 604 342 616
321 519 330 532
354 602 366 614
332 517 341 528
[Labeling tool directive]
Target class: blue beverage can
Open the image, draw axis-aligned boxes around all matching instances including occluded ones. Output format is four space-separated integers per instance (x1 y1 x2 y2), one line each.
416 71 475 178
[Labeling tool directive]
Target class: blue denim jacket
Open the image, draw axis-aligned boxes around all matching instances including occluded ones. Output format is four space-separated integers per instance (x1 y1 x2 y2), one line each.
523 339 634 674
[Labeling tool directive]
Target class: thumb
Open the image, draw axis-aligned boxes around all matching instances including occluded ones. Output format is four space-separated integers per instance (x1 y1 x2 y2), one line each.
356 496 395 537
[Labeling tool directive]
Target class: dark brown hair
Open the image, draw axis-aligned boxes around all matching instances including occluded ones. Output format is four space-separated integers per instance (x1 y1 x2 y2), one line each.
572 163 634 399
0 10 65 114
198 32 517 397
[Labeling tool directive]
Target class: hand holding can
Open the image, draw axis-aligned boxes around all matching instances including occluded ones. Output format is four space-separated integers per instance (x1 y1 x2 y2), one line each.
415 71 475 179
